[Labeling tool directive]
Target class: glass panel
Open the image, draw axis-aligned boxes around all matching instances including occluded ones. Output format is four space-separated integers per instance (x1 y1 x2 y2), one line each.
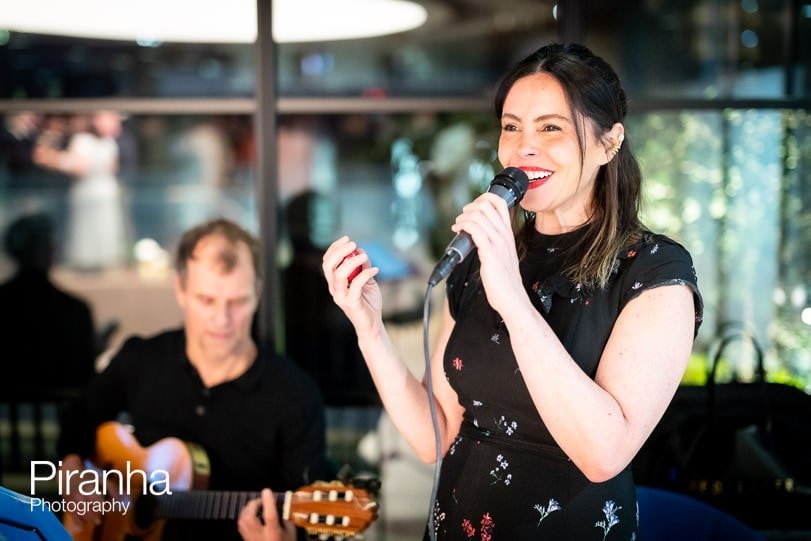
583 0 795 99
0 112 257 260
627 110 724 348
627 108 811 389
275 108 811 397
0 0 560 99
0 34 254 98
3 102 808 396
276 17 558 97
795 1 811 98
4 0 804 100
276 112 499 404
774 109 811 387
0 112 258 352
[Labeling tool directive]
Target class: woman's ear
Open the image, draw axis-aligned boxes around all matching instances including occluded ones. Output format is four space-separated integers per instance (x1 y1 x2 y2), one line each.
604 122 625 162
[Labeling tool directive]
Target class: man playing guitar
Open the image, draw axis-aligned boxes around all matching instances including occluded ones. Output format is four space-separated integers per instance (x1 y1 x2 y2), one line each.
57 218 332 540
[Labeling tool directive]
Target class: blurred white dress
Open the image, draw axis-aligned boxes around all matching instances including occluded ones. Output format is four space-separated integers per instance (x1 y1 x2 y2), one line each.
65 132 126 269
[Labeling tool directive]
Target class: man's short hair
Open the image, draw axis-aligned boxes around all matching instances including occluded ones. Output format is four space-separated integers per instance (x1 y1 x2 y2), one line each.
3 213 54 272
174 218 262 283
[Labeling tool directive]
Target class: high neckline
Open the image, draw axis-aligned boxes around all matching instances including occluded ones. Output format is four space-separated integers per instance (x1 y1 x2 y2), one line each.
527 223 591 253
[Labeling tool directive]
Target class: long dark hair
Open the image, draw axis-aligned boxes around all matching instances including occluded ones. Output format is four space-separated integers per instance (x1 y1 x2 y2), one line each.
495 43 643 289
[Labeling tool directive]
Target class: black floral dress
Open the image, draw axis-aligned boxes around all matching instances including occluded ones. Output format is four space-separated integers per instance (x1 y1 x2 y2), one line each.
427 227 703 540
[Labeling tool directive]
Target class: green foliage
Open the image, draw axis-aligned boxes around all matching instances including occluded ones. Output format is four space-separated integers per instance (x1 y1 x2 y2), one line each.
632 109 811 393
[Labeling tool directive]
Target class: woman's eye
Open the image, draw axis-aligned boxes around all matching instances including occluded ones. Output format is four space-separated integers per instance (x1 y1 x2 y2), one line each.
541 124 561 132
501 124 518 132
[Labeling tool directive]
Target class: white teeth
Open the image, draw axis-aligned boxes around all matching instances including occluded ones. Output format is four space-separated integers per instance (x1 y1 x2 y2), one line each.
526 170 552 181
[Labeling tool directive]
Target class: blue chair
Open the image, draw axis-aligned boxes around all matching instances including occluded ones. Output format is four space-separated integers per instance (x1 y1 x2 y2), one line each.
0 485 71 541
637 486 765 541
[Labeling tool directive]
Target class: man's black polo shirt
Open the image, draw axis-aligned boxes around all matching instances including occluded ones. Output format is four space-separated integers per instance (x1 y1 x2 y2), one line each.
58 329 330 539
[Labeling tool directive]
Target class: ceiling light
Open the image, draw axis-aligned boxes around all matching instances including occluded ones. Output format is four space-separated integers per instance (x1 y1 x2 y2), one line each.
0 0 428 44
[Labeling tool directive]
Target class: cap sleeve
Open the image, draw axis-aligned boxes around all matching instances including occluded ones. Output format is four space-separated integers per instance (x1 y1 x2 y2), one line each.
619 234 704 336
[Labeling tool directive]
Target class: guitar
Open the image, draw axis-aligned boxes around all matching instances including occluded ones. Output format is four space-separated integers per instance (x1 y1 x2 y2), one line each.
64 422 378 541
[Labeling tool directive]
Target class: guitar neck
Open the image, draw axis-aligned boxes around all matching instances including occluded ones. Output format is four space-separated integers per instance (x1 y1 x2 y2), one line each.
151 490 285 521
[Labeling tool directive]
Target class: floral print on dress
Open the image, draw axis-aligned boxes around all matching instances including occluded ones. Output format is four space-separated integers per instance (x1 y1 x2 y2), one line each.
534 498 561 525
432 500 446 537
448 435 462 455
490 333 501 344
571 282 583 302
461 518 476 538
494 415 518 436
595 500 622 540
460 513 495 541
480 513 495 541
489 454 512 486
452 357 464 371
531 281 554 313
531 275 589 313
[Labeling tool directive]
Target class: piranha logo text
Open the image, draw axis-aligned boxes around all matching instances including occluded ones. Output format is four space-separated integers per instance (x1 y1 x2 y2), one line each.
30 460 173 497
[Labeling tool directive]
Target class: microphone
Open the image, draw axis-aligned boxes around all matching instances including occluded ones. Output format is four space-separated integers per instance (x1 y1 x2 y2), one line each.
428 167 530 286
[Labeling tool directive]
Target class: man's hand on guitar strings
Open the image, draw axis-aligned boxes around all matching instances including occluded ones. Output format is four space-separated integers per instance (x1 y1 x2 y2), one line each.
237 488 295 541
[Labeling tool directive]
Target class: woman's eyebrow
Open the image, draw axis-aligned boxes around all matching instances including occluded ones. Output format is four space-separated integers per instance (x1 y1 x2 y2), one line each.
501 112 571 123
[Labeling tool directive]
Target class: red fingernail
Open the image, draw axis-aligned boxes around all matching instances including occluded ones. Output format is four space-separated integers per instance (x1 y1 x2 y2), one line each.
341 249 362 284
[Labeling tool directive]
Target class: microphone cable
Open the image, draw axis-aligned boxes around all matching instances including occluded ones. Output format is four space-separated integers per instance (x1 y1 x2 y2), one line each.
420 168 527 541
422 282 442 541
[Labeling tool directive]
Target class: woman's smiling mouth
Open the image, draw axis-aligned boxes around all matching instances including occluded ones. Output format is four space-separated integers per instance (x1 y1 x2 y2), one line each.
522 167 553 189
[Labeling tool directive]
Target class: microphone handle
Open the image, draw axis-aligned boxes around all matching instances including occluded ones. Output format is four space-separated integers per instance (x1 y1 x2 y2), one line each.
427 182 520 287
428 233 472 286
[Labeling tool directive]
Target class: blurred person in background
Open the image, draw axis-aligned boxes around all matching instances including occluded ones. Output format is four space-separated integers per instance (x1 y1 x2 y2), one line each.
0 112 41 187
1 112 74 193
34 110 128 270
282 190 376 405
0 212 96 394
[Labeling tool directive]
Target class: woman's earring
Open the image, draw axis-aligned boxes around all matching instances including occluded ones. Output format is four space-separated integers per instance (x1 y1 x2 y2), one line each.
611 134 624 157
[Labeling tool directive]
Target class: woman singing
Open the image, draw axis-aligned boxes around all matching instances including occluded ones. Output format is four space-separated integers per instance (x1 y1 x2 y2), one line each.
323 42 703 540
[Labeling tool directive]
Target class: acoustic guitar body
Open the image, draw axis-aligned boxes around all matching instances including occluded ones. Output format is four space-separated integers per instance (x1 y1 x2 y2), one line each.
62 422 378 540
64 422 200 541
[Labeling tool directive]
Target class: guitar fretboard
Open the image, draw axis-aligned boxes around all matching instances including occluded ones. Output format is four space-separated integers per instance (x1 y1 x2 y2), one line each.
150 490 285 521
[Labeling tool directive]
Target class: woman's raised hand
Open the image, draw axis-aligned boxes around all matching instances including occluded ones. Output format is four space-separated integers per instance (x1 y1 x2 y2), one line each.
451 192 524 315
322 236 383 337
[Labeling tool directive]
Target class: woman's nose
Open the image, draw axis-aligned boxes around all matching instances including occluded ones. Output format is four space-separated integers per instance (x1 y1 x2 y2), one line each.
518 131 540 157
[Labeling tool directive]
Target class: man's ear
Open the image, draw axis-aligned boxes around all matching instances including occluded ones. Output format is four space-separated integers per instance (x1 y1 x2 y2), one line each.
174 273 187 309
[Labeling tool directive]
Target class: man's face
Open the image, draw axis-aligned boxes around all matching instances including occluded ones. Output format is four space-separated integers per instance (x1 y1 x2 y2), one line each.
174 235 259 363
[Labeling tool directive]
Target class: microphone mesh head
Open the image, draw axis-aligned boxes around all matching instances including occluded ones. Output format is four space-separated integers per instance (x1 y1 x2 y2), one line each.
492 167 530 202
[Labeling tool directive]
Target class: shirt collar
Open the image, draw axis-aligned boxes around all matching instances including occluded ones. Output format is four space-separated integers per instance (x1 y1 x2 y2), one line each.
179 330 267 392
